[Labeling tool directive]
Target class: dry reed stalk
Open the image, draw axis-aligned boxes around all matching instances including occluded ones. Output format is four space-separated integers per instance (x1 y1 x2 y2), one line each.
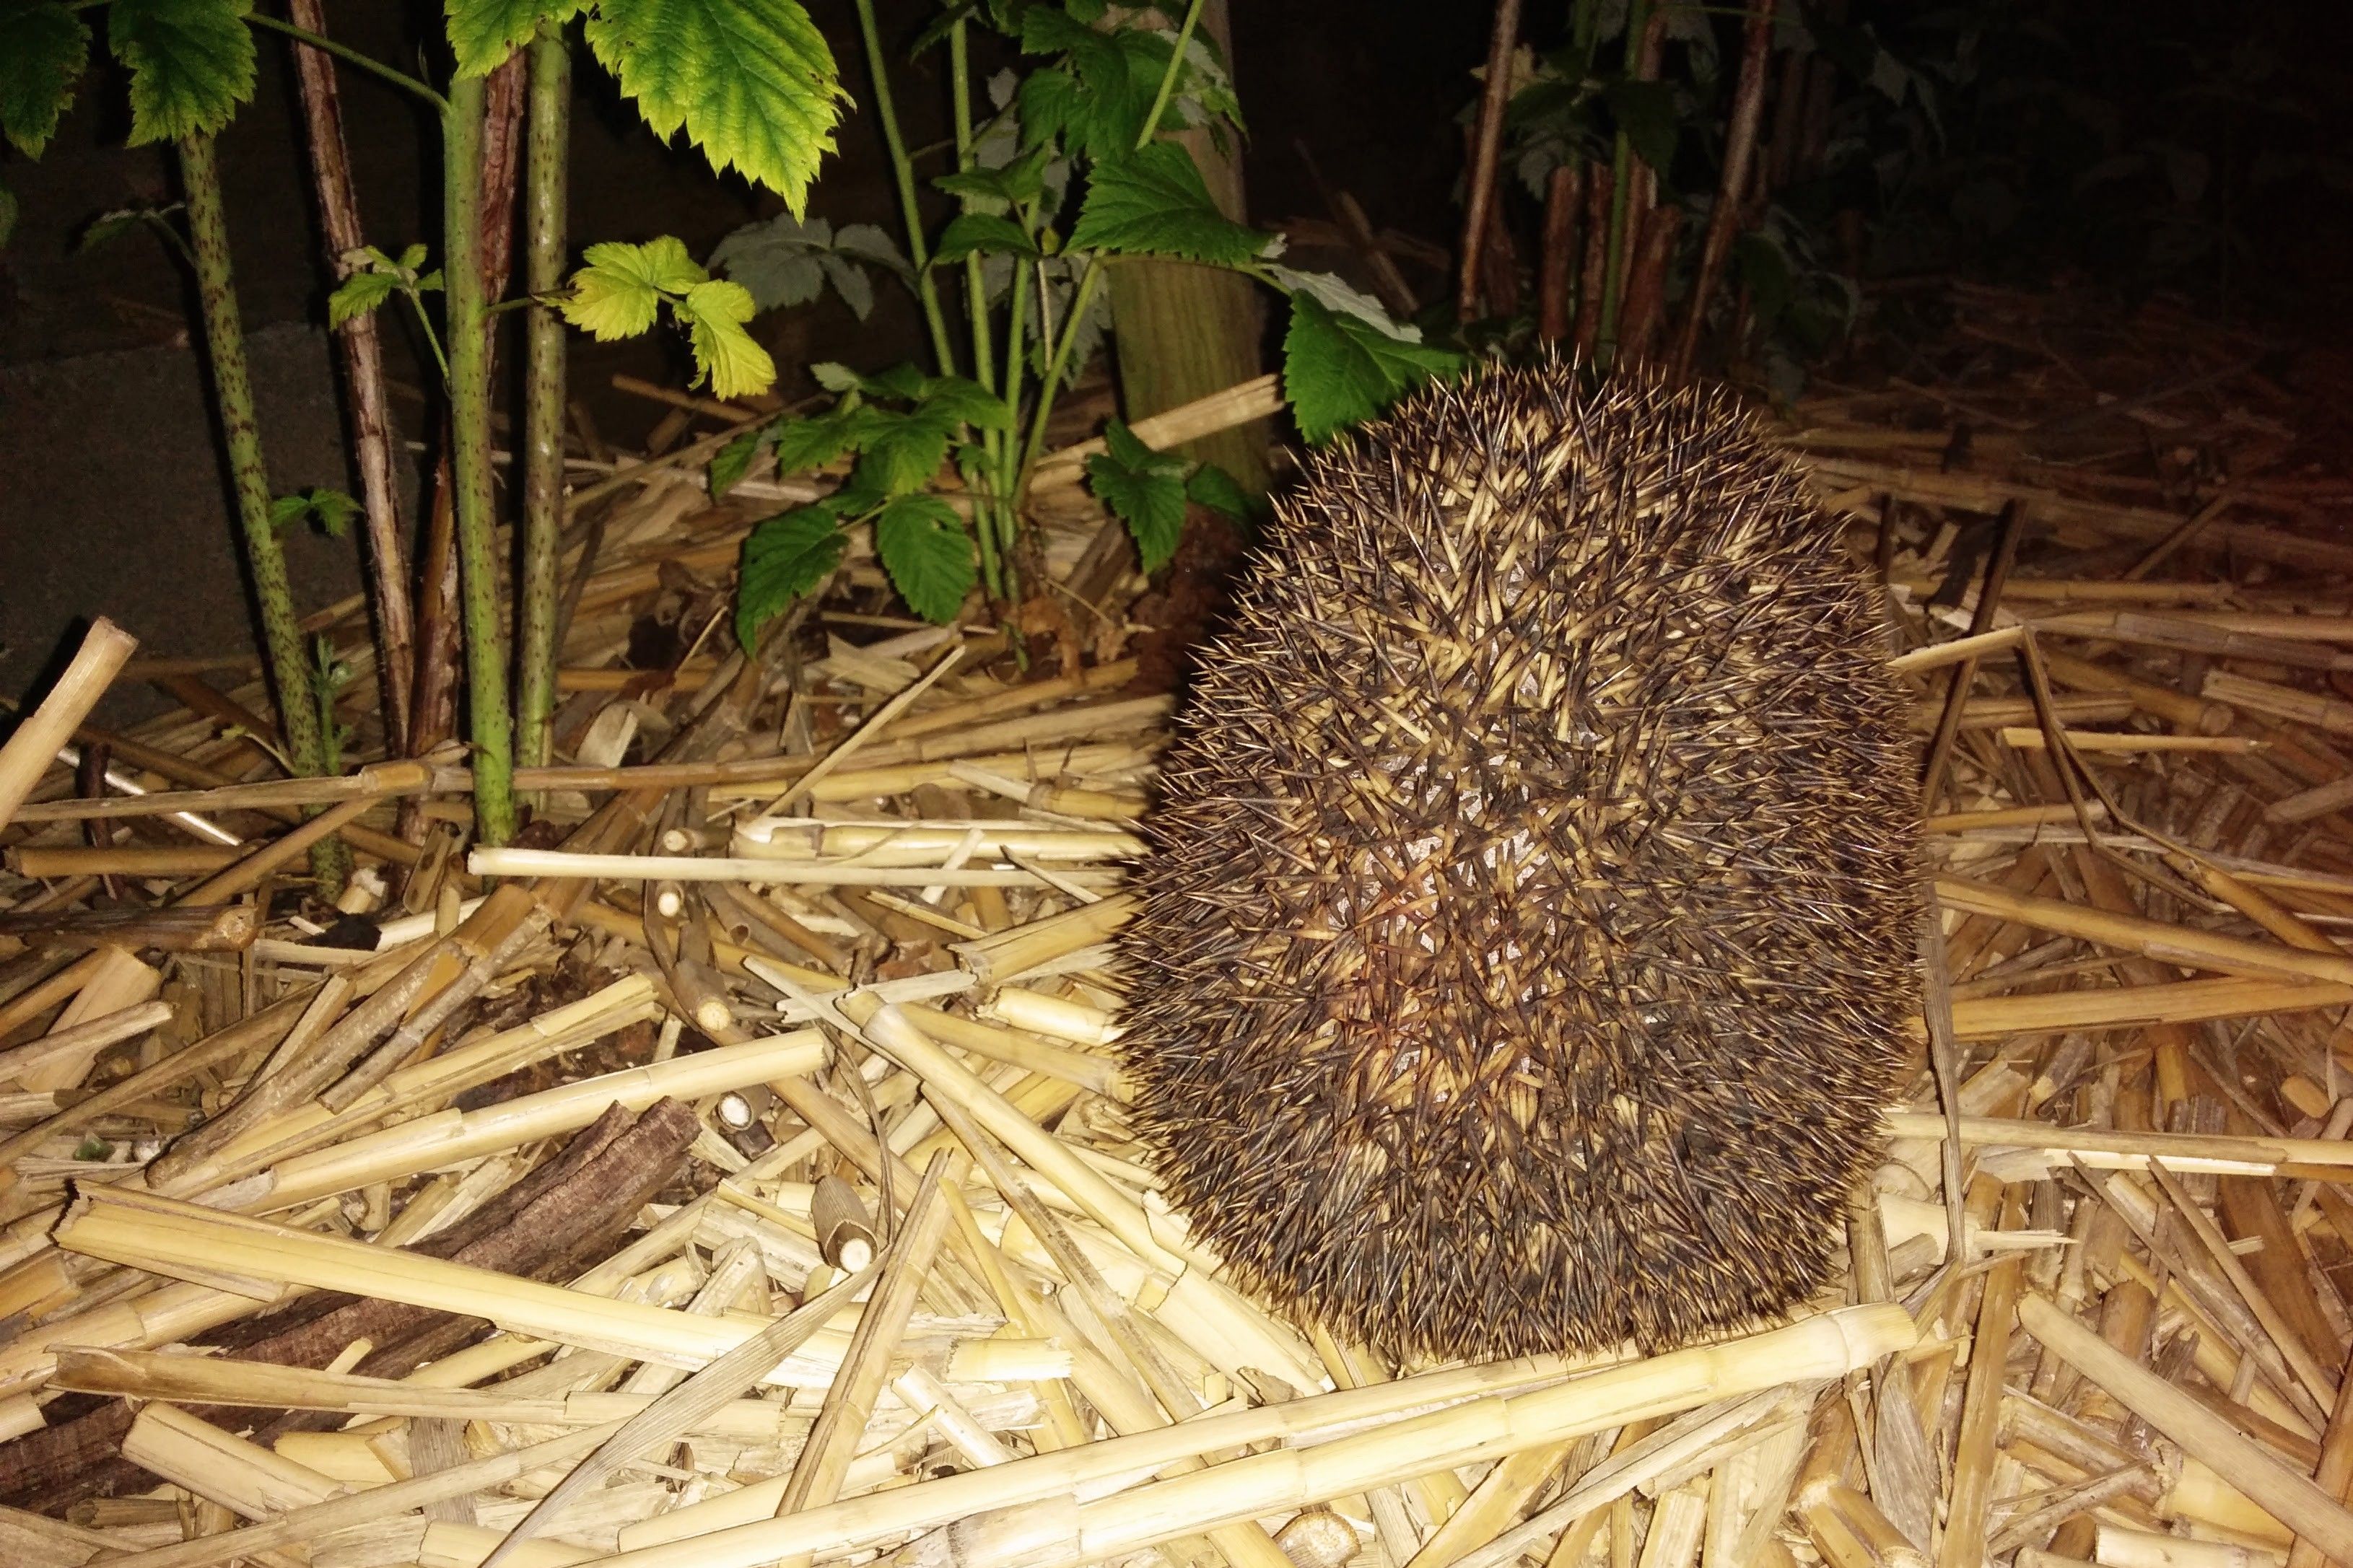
6 844 240 877
2037 649 2236 733
767 1155 954 1568
259 1028 826 1205
1887 626 2026 675
476 1266 878 1568
1934 875 2353 986
2144 1160 2339 1411
467 847 1121 890
852 999 1319 1388
2017 1293 2353 1556
1995 727 2264 754
1944 976 2353 1041
0 1000 170 1089
1029 375 1285 492
12 945 159 1095
733 820 1142 864
2204 672 2353 736
6 758 438 825
605 1308 1913 1568
0 619 138 828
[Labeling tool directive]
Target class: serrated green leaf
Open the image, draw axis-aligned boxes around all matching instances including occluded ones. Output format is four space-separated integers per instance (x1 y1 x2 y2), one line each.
934 144 1047 209
852 405 959 497
1068 142 1269 266
736 503 845 647
873 493 973 624
918 374 1013 431
1085 419 1186 573
1184 460 1254 521
933 212 1039 263
269 486 358 537
445 0 579 76
1 0 89 158
677 277 775 398
769 406 862 473
809 360 863 393
110 0 255 144
866 362 928 400
583 0 842 214
1283 292 1463 444
327 269 400 328
560 237 700 338
707 417 777 498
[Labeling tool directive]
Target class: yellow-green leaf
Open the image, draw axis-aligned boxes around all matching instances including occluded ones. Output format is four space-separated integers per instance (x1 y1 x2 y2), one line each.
583 0 842 214
110 0 254 145
678 277 774 399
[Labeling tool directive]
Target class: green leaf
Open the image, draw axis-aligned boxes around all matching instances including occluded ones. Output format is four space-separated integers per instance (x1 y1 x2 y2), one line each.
736 503 845 647
873 494 974 624
1 0 89 158
583 0 842 214
327 269 401 328
708 417 776 499
1282 293 1463 444
109 0 255 144
809 360 863 393
1085 419 1187 572
852 405 959 497
1602 78 1677 177
269 486 359 538
933 144 1047 209
769 406 863 473
918 374 1013 431
79 206 159 252
676 277 776 399
1184 460 1254 522
1068 142 1269 266
933 211 1039 263
559 237 702 338
445 0 579 77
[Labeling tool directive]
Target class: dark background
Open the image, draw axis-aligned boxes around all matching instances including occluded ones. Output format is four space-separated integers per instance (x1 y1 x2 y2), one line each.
1 0 2345 709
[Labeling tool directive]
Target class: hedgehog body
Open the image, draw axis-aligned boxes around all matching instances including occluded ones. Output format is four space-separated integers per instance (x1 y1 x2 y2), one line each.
1120 365 1920 1362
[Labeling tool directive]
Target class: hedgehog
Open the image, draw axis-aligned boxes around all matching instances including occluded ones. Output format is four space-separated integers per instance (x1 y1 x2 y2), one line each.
1119 363 1920 1362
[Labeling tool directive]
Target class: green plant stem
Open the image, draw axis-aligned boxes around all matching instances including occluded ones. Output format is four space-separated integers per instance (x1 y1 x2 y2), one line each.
1013 0 1204 509
178 131 341 890
243 14 449 114
948 17 1004 603
515 19 570 775
1136 0 1207 147
852 0 956 377
405 292 450 382
443 74 515 847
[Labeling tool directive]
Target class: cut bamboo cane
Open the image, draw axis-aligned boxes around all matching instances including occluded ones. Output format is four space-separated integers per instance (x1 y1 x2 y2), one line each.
1933 875 2353 986
2017 1293 2353 1559
601 1307 1914 1568
1996 727 2264 753
0 618 139 827
0 999 171 1089
467 848 1122 890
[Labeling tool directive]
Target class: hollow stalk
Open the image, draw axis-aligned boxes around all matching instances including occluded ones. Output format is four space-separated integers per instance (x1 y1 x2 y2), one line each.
176 131 340 890
515 19 571 774
443 75 516 846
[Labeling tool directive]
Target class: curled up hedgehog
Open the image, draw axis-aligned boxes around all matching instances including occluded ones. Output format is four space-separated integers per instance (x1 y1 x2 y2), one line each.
1119 363 1921 1362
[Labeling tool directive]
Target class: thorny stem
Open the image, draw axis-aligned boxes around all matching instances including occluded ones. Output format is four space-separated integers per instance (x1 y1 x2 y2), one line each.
284 0 414 748
852 0 957 377
443 74 517 847
243 13 449 114
177 131 342 893
515 18 572 776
